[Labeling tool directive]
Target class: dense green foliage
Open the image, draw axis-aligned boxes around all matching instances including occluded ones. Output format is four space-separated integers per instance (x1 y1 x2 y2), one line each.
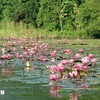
0 0 100 38
79 0 100 38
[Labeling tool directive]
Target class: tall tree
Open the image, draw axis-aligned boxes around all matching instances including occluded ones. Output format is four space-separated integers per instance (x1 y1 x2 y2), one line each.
79 0 100 38
36 0 59 31
12 0 40 27
1 0 12 21
0 0 3 20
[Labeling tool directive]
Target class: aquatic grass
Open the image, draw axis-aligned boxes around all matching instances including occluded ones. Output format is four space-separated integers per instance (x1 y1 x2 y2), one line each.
0 21 59 38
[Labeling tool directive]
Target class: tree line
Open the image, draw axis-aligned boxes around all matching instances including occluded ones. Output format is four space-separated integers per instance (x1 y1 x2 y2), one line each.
0 0 100 38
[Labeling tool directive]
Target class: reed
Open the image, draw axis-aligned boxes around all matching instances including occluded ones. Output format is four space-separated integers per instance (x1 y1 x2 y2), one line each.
0 21 60 38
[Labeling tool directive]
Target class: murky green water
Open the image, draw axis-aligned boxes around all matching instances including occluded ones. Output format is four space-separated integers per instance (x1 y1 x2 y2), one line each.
0 39 100 100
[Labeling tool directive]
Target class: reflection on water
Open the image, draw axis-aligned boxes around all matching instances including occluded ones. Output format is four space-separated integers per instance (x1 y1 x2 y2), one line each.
49 85 82 100
49 86 62 97
1 67 13 76
70 93 81 100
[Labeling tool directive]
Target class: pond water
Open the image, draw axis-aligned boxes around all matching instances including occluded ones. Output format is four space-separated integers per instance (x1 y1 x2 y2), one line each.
0 38 100 100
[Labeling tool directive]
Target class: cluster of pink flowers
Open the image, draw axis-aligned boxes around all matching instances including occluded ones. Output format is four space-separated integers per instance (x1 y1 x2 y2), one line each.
47 50 97 85
0 37 98 87
1 54 13 60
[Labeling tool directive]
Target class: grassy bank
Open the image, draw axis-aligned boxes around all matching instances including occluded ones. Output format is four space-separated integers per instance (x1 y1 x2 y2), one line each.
0 21 91 39
0 21 59 38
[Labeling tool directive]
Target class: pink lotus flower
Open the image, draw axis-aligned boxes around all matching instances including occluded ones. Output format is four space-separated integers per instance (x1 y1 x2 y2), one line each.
57 64 64 72
50 74 58 81
90 58 97 66
18 54 23 59
64 49 73 54
42 57 47 62
60 60 69 65
20 46 23 49
90 58 97 63
57 47 61 51
51 65 58 73
73 63 82 70
24 47 28 51
68 71 77 78
13 47 17 52
47 66 51 69
51 58 56 64
81 56 89 64
50 50 57 57
24 51 29 55
72 71 77 76
88 54 94 59
82 66 87 70
34 46 38 51
69 59 74 64
16 53 19 58
30 50 35 55
1 55 9 60
79 49 84 53
75 53 81 58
